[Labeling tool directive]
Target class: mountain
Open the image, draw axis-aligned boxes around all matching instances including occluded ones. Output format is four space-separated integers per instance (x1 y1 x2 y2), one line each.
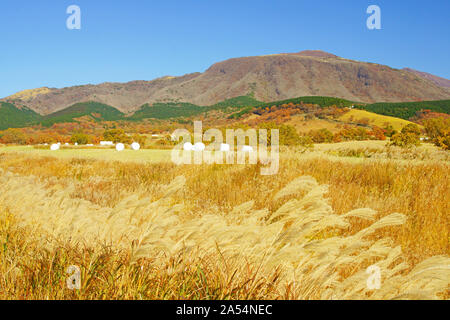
0 102 42 130
2 50 450 115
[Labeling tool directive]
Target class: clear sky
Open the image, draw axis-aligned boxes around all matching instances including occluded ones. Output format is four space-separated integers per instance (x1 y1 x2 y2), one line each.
0 0 449 98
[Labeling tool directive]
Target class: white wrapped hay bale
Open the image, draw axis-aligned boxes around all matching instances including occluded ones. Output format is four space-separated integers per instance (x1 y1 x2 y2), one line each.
50 144 60 151
220 143 230 152
183 142 194 151
193 142 205 151
241 145 254 152
116 143 125 151
131 142 141 151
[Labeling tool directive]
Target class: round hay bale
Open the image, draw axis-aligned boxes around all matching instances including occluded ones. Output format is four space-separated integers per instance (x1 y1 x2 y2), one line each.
183 142 194 151
220 143 230 152
131 142 141 151
116 143 125 151
193 142 206 151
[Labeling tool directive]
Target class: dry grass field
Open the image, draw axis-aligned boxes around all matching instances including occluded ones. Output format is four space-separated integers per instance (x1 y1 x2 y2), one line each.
339 109 416 131
0 142 448 300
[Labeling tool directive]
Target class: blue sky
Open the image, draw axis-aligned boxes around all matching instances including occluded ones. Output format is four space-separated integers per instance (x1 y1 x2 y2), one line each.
0 0 449 98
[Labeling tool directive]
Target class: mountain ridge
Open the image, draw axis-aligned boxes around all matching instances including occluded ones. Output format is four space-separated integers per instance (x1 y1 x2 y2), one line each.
2 50 450 115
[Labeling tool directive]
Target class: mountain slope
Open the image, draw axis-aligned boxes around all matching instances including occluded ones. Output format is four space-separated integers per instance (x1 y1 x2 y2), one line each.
359 100 450 120
403 68 450 88
38 102 124 127
3 50 450 115
0 102 42 130
179 52 449 106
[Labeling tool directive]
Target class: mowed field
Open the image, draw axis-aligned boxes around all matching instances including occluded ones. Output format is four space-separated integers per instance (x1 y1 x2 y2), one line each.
0 142 449 299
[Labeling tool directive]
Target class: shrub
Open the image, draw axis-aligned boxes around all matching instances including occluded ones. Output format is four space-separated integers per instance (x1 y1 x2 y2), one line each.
390 124 421 148
307 128 334 143
383 124 397 137
70 132 90 145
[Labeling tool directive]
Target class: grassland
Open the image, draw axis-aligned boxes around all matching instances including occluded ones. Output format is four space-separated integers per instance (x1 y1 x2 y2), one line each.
0 141 448 300
339 109 416 131
2 146 172 163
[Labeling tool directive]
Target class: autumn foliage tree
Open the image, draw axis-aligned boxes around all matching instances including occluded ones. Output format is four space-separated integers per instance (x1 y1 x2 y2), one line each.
0 128 27 145
103 129 132 144
423 117 450 150
259 122 313 147
70 131 91 145
307 128 334 143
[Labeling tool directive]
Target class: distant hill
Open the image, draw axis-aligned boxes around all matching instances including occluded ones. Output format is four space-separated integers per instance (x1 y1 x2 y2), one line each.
255 96 356 109
129 96 263 121
0 102 42 130
3 50 450 115
1 96 449 130
211 96 262 108
129 102 206 121
38 102 124 127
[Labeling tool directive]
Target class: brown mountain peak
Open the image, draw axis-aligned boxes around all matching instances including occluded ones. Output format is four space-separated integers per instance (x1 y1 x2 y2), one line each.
294 50 339 59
